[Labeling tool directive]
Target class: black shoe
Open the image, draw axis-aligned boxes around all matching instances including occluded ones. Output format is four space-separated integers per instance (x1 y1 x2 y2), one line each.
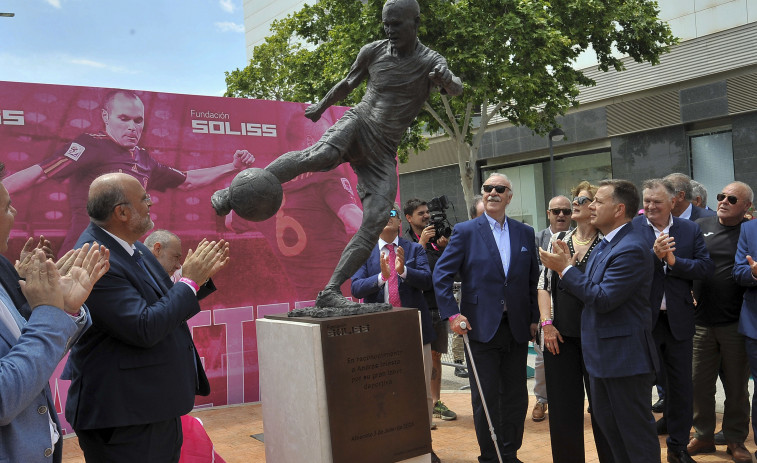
431 450 441 463
454 360 468 378
714 429 726 446
652 398 665 413
657 417 668 435
667 449 696 463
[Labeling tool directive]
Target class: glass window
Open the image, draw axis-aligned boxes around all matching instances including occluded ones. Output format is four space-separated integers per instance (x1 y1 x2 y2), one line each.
690 131 734 209
484 151 612 230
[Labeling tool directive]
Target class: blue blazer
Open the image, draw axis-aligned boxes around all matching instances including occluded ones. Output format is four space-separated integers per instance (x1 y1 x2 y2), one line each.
0 255 89 463
351 237 436 345
632 215 714 340
65 223 210 431
560 223 659 378
433 214 539 344
690 205 716 221
733 220 757 339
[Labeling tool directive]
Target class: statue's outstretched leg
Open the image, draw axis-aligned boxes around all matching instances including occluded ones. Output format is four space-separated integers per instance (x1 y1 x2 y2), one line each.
315 192 394 308
266 143 342 184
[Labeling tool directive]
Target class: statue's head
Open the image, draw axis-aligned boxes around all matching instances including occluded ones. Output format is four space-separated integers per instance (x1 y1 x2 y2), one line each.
382 0 420 52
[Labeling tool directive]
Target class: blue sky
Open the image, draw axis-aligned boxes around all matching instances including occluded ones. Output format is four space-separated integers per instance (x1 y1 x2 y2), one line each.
0 0 249 96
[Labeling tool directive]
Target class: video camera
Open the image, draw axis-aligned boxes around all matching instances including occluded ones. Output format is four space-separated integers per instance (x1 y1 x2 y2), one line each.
427 195 452 243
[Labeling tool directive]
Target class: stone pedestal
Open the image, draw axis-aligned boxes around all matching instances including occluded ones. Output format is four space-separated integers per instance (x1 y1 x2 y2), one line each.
257 307 431 463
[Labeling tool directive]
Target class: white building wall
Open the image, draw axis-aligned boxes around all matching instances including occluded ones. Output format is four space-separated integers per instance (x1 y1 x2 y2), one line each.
243 0 308 60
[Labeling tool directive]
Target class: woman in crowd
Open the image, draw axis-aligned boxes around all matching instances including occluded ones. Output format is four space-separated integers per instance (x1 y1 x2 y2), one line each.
537 180 613 463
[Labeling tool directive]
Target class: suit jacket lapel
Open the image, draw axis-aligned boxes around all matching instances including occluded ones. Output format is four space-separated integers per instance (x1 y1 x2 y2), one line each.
477 215 506 279
588 223 630 279
135 242 168 295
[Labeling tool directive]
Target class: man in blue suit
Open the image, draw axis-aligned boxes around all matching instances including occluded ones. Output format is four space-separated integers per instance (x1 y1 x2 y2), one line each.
540 179 660 463
65 173 229 463
0 162 106 463
632 178 713 463
351 202 439 462
731 203 757 460
434 172 539 463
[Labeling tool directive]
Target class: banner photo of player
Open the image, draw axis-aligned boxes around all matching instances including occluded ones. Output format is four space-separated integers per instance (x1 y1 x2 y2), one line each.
0 81 363 432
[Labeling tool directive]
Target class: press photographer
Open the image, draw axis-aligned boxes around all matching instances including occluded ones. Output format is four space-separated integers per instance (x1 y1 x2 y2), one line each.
404 198 458 425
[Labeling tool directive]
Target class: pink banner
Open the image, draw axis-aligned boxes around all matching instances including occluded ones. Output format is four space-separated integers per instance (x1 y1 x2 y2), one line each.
0 81 362 432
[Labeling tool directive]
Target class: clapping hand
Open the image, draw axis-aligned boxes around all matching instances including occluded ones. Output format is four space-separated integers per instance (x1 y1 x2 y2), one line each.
58 242 110 314
653 233 676 266
747 255 757 278
15 235 54 278
539 240 572 275
19 250 64 311
181 239 230 285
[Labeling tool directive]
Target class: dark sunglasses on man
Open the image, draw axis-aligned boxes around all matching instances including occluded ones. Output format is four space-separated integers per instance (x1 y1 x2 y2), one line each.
483 184 509 194
549 208 572 216
717 193 739 205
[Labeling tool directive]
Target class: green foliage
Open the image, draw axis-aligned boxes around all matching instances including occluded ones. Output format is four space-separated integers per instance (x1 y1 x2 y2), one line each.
225 0 676 163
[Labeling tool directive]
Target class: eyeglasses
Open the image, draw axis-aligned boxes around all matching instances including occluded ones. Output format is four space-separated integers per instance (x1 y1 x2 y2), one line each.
573 196 592 205
717 193 739 205
482 184 510 194
389 210 399 217
549 208 572 216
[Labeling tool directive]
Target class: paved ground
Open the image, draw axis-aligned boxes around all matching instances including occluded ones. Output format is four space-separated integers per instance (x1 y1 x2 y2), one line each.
61 346 756 462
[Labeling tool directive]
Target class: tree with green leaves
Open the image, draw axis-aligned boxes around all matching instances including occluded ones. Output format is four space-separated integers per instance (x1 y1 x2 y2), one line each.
226 0 676 216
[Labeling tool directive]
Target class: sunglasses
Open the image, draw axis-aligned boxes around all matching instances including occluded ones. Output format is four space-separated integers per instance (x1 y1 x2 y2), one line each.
389 210 399 217
482 184 510 194
573 196 592 205
549 208 572 216
717 193 739 205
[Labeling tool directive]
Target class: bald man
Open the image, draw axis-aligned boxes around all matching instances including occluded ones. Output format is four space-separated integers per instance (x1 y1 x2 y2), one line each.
65 173 229 462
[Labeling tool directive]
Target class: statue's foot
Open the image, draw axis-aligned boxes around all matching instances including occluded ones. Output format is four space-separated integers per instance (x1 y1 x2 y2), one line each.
286 288 391 318
315 288 362 309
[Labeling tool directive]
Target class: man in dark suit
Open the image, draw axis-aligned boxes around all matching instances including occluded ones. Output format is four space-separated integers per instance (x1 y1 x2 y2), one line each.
351 202 438 462
665 173 716 221
0 162 107 463
65 173 229 463
434 172 539 463
632 178 714 463
540 179 660 463
532 194 572 421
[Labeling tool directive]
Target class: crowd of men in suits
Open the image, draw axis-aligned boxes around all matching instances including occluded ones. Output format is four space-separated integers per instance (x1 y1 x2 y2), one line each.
433 171 757 463
5 158 757 463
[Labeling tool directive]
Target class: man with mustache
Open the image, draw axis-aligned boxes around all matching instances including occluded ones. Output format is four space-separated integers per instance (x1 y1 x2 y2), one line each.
434 172 539 463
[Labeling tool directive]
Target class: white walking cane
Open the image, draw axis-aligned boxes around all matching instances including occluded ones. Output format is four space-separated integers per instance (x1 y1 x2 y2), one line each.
459 320 504 463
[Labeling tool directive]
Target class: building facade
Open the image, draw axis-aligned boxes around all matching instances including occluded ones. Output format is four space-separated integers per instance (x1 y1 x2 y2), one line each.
401 0 757 229
244 0 757 229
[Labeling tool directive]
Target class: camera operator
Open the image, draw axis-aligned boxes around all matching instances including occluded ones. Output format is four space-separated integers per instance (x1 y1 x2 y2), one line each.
404 198 457 424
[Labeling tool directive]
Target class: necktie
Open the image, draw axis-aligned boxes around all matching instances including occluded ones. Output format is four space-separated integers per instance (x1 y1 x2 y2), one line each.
133 250 160 290
0 285 22 339
386 244 402 307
